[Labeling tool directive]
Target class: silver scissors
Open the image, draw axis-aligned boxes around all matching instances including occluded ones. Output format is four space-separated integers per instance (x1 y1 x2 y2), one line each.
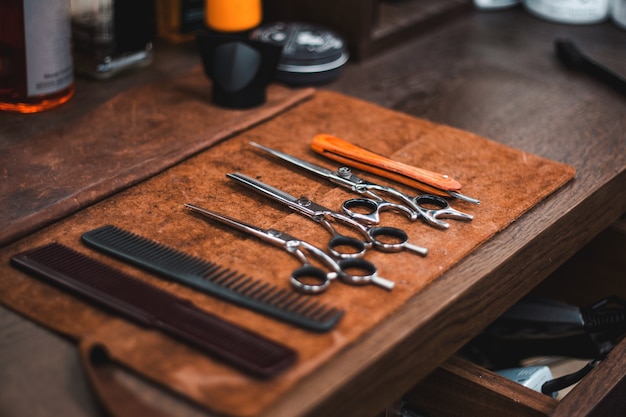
249 142 473 229
184 204 395 294
227 172 428 258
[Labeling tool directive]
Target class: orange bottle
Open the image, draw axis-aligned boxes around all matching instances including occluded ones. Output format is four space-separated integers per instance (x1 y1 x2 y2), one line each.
0 0 75 113
205 0 262 32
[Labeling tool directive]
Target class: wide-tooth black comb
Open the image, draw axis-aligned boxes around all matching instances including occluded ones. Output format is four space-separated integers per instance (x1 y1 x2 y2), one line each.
81 225 344 332
11 243 297 378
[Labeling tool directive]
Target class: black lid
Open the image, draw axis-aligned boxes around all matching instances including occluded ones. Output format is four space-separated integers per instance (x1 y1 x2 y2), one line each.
251 22 348 73
197 32 282 109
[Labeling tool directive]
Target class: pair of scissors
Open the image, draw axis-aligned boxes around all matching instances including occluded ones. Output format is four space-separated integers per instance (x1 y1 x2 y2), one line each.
184 204 395 294
226 172 428 258
249 142 473 229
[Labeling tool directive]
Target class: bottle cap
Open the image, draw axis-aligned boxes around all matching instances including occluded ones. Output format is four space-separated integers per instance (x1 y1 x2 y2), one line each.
197 33 282 109
251 22 349 86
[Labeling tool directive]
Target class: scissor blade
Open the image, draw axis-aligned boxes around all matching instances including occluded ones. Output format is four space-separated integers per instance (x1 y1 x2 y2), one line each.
249 141 338 181
227 173 301 206
226 172 327 219
184 203 285 245
447 191 481 205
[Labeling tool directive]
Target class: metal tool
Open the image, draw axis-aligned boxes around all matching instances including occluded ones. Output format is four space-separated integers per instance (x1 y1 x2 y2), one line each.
249 141 473 229
310 133 480 204
184 203 395 294
227 172 428 257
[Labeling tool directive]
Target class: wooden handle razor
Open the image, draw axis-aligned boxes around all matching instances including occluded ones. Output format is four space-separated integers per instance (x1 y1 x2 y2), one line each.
311 134 462 195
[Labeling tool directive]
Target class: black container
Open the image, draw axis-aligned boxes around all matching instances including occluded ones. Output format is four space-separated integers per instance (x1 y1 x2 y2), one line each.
250 22 349 86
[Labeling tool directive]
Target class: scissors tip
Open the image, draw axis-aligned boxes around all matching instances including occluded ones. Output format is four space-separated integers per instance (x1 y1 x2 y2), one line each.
249 141 267 150
184 203 207 216
448 191 480 205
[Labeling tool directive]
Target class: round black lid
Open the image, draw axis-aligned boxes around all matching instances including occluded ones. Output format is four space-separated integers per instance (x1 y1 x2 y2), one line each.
251 22 348 72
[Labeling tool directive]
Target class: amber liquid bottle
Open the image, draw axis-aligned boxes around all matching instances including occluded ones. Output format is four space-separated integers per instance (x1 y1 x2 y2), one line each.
0 0 75 113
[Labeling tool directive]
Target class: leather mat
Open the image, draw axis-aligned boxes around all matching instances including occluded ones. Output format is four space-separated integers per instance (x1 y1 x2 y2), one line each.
0 90 576 416
0 66 315 247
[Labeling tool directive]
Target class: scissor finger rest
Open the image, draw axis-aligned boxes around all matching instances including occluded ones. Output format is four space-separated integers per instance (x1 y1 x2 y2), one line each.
337 258 395 291
368 226 428 257
413 195 474 222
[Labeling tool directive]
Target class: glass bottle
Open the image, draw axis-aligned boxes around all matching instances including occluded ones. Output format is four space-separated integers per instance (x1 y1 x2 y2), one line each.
474 0 520 9
155 0 206 43
0 0 75 113
612 0 626 30
70 0 154 79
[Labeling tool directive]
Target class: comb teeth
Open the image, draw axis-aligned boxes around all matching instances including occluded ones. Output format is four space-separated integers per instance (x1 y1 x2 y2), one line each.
10 243 297 378
11 243 162 324
81 225 343 332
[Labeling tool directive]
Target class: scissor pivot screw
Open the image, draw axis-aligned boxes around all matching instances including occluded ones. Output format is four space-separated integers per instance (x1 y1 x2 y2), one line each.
296 197 312 207
337 167 352 177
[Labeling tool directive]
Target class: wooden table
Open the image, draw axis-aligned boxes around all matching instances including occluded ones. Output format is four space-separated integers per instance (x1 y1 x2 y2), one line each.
1 7 624 417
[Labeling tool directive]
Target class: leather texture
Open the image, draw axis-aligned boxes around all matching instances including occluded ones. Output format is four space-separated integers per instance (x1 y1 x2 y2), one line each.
0 66 315 246
0 88 575 416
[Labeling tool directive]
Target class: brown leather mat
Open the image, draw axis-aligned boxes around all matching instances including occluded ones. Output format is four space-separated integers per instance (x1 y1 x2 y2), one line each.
0 66 315 247
0 90 576 416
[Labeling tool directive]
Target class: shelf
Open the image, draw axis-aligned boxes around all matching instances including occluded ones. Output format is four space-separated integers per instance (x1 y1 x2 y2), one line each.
263 0 472 60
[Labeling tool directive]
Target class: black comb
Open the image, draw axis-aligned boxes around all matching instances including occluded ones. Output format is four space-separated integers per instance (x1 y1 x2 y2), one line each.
81 225 343 332
11 243 297 378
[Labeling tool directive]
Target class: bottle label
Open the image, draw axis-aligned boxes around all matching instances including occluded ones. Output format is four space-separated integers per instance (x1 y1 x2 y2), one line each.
23 0 73 96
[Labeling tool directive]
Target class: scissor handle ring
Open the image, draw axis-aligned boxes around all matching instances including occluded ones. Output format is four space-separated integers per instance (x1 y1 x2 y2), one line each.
368 226 409 253
413 194 450 210
336 258 378 286
341 198 381 224
291 265 331 294
327 235 367 259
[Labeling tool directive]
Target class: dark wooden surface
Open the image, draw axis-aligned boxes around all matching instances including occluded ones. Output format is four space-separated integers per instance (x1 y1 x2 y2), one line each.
1 6 625 417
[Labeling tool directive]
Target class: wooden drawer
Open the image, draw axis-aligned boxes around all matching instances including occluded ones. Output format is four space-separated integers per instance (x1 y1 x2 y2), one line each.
403 223 626 417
